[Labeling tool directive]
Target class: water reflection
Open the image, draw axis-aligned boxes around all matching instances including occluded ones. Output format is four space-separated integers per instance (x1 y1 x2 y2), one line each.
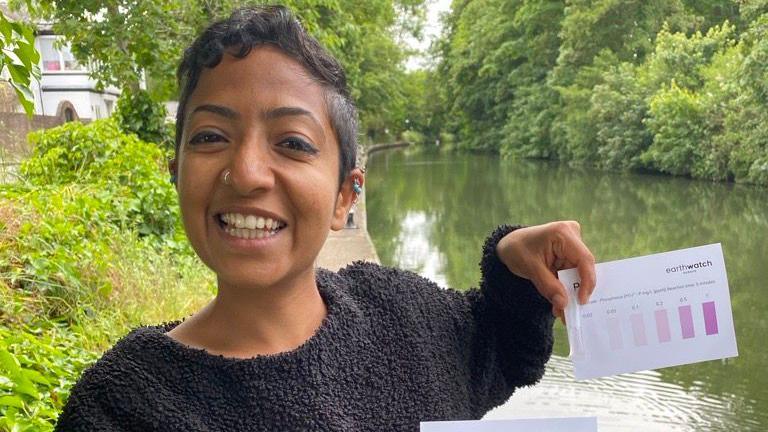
392 211 447 287
366 150 768 431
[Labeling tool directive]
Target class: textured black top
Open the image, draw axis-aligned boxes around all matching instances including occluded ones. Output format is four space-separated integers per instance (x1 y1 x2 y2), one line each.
55 225 555 431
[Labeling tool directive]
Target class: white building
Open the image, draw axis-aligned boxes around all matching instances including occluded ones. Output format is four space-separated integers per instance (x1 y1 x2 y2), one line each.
30 28 121 121
1 3 123 121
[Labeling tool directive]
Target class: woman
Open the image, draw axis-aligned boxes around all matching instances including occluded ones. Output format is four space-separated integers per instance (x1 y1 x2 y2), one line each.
55 6 595 431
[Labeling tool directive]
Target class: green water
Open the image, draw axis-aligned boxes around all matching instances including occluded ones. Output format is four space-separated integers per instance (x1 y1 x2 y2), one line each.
366 150 768 431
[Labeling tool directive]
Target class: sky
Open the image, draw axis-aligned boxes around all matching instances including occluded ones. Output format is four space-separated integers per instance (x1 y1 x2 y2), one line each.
405 0 453 70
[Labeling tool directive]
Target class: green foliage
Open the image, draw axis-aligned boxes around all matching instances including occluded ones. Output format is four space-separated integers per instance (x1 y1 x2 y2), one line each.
3 120 183 318
114 89 174 148
722 12 768 183
436 0 564 153
20 119 178 238
1 186 120 315
429 0 768 186
0 116 213 429
36 0 185 94
590 63 652 170
643 23 737 91
401 129 425 146
0 7 40 115
33 0 426 142
643 83 708 176
0 324 97 431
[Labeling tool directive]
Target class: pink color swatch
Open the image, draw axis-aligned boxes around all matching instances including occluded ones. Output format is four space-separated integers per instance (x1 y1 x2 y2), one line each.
607 317 623 350
654 309 672 343
703 301 719 335
679 305 695 339
630 313 648 346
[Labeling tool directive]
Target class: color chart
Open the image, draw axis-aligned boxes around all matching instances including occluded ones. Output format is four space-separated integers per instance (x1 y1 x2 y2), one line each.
561 243 738 380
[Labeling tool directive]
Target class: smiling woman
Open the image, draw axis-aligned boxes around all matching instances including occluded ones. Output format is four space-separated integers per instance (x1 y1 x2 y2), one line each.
53 5 597 432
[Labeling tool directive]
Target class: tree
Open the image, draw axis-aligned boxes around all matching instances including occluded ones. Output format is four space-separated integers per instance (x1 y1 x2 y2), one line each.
34 0 425 141
36 0 188 96
0 6 39 115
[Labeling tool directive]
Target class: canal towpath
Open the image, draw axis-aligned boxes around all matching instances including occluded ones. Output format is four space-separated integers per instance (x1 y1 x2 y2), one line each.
315 185 380 271
315 144 405 271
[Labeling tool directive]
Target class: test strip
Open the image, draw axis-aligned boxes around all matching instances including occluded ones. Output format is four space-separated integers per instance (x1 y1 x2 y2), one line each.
654 309 671 343
702 301 719 335
630 313 648 346
678 305 695 339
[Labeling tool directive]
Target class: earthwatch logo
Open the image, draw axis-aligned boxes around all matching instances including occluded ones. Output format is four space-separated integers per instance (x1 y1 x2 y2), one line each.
665 260 713 274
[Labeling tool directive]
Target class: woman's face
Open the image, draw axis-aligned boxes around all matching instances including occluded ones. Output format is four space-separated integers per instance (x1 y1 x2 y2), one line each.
174 46 358 290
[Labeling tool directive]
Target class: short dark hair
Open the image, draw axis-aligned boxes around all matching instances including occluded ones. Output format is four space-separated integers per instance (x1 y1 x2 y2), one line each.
175 5 358 186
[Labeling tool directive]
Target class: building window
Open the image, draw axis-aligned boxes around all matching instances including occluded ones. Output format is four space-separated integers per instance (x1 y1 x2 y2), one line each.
39 37 83 72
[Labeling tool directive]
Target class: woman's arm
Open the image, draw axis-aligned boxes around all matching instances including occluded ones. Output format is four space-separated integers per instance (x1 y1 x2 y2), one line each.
464 222 595 415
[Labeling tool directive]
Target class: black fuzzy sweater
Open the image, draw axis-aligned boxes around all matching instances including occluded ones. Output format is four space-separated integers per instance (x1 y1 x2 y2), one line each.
55 225 554 431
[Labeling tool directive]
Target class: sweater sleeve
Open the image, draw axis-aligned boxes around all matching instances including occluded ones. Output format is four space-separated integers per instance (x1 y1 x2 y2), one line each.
463 224 555 416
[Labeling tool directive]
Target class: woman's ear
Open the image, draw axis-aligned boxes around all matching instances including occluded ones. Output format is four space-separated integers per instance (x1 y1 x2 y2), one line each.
331 168 364 231
168 158 178 188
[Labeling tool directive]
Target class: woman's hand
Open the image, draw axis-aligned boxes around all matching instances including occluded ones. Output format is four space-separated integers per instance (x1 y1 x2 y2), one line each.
495 221 596 321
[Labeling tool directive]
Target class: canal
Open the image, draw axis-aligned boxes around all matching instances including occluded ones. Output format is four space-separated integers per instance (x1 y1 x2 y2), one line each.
366 150 767 431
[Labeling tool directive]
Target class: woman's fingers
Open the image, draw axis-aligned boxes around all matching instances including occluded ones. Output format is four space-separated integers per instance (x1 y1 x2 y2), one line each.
496 221 597 309
532 266 569 310
558 222 597 305
552 305 566 326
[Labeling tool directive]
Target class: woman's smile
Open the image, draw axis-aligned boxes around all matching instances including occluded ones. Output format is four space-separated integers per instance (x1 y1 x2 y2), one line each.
213 207 287 247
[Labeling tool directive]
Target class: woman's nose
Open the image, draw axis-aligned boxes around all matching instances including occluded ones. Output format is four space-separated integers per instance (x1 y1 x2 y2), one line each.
227 137 275 195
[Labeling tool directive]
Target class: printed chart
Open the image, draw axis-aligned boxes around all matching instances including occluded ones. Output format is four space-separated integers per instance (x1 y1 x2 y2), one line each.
421 417 597 432
561 243 738 380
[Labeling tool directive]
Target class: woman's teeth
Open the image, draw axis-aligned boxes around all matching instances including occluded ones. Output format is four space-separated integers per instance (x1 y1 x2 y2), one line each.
219 213 284 239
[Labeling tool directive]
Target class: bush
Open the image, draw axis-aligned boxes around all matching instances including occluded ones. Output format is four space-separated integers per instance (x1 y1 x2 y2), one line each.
401 129 425 146
20 119 179 237
113 89 174 148
3 119 190 319
643 83 708 176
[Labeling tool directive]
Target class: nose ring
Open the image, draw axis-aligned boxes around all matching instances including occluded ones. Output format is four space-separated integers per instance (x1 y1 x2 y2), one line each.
222 169 232 186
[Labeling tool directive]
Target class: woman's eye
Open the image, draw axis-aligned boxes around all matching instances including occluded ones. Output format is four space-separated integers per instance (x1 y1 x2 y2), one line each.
279 137 318 155
189 131 227 145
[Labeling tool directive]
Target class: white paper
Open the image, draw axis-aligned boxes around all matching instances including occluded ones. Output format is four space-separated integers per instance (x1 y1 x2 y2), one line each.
420 417 598 432
560 243 738 380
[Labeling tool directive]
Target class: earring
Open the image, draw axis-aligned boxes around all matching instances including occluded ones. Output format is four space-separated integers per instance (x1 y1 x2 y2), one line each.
222 169 232 186
352 178 363 195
